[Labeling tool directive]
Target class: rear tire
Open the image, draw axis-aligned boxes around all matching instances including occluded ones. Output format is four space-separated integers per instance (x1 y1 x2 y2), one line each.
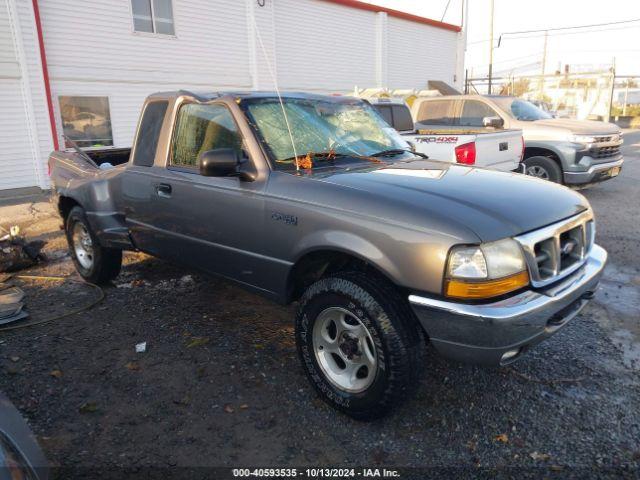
65 206 122 284
524 156 562 183
295 271 424 420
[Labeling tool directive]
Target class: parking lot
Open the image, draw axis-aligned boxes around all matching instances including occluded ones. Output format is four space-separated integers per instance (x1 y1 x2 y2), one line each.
1 131 639 474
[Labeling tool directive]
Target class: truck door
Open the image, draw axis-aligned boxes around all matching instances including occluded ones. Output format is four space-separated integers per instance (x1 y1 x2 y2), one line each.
136 102 269 291
120 99 172 253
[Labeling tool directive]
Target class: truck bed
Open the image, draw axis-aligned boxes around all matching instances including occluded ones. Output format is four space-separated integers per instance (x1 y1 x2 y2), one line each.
84 147 131 167
48 147 130 188
402 128 523 171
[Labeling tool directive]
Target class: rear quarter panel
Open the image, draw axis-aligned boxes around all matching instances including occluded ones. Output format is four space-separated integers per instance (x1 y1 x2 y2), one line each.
474 129 523 171
405 132 474 162
49 152 130 248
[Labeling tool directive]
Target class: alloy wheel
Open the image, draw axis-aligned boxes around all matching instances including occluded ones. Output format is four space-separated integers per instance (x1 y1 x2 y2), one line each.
312 307 377 393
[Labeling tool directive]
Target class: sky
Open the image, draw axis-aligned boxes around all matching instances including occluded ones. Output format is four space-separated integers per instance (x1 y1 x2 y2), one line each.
367 0 640 77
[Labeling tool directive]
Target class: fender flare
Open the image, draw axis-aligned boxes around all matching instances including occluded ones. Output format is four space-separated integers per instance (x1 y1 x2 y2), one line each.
290 229 404 286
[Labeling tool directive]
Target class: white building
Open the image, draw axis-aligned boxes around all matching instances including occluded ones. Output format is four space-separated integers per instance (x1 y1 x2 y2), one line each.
0 0 464 192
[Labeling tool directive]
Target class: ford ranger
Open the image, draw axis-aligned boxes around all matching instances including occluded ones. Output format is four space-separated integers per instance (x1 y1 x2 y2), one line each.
49 91 607 419
412 95 624 186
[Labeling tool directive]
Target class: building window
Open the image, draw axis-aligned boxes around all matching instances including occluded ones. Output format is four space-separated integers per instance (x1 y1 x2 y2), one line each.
59 96 113 149
131 0 175 35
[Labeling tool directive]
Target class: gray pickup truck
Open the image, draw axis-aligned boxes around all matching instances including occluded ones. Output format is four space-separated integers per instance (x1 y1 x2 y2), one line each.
411 95 624 186
49 91 607 419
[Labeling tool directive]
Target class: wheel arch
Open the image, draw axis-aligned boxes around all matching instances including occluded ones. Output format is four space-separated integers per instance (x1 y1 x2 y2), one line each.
58 195 82 223
523 145 563 167
286 245 404 304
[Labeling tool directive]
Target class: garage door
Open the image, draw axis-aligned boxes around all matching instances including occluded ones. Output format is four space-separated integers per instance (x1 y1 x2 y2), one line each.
0 78 40 190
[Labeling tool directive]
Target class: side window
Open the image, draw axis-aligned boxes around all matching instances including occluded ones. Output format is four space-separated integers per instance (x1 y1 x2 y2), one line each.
391 105 414 131
131 0 175 35
171 103 242 169
374 105 393 126
131 101 168 167
460 101 498 127
416 100 455 126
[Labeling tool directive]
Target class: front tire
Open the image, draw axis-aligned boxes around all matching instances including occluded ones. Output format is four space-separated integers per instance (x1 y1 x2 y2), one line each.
65 206 122 284
524 156 562 183
295 272 424 419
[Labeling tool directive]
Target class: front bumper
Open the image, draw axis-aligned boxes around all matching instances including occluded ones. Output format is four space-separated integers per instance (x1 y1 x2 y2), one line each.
409 244 607 366
564 157 623 185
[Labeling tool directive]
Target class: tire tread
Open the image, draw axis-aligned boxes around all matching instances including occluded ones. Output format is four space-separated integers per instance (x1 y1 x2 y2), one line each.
296 271 424 419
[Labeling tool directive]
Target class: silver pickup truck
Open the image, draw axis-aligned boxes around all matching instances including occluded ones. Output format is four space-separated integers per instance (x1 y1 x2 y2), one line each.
412 95 624 186
49 91 607 419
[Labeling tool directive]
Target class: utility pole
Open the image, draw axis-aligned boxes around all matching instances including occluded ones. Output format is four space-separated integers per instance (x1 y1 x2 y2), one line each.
487 0 494 94
623 80 629 116
539 30 548 99
607 57 616 122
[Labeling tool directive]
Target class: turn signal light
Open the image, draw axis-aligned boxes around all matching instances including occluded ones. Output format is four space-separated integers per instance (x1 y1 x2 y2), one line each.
445 270 529 299
455 142 476 165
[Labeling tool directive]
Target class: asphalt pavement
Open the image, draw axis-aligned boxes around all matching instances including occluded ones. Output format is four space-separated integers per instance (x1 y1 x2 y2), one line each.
0 133 638 477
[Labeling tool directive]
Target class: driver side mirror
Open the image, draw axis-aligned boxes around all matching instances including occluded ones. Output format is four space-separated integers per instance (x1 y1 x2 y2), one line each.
198 148 256 181
482 116 504 129
198 148 239 177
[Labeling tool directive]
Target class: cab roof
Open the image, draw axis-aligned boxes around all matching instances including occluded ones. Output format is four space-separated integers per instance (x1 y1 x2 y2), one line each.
147 90 362 103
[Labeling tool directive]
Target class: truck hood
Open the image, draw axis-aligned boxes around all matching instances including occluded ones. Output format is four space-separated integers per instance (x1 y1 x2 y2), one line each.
522 118 621 136
311 160 589 242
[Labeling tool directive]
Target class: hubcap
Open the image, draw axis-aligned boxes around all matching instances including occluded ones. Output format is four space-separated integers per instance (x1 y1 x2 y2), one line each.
526 165 550 179
72 222 94 269
312 307 377 393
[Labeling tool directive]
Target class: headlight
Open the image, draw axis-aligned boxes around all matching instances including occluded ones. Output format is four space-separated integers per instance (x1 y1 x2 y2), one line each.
570 134 597 144
445 238 529 299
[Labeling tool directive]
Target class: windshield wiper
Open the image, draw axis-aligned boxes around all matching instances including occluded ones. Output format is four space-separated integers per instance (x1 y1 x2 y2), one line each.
279 151 350 164
280 148 433 169
371 149 429 159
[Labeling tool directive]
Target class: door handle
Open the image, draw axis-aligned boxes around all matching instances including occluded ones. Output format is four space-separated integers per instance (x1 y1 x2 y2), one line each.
156 183 172 198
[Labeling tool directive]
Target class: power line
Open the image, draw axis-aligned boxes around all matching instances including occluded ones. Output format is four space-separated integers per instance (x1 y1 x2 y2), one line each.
468 52 542 68
498 19 640 46
500 23 640 43
501 17 640 36
440 0 452 22
467 18 640 45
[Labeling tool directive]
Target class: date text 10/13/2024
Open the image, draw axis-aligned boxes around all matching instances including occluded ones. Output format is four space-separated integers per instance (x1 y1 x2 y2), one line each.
232 468 401 478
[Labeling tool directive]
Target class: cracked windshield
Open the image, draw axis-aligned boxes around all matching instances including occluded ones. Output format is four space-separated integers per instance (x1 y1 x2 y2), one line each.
243 98 410 169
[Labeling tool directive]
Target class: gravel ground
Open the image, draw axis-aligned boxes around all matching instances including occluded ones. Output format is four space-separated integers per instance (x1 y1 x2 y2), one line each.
0 132 639 477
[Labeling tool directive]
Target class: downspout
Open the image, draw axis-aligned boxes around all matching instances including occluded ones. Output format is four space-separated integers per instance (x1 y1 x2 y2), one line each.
32 0 59 151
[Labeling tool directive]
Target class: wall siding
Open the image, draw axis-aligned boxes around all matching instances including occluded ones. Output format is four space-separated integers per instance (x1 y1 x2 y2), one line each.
273 0 377 92
16 0 54 188
0 1 18 72
387 16 459 89
0 78 39 189
40 0 252 87
1 0 49 190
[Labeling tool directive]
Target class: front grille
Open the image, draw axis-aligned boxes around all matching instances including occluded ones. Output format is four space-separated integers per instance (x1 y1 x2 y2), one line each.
590 145 620 158
515 211 595 288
